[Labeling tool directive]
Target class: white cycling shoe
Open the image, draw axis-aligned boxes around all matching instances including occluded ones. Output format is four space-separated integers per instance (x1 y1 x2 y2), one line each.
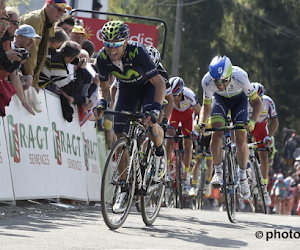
240 179 251 200
264 191 272 206
210 172 223 188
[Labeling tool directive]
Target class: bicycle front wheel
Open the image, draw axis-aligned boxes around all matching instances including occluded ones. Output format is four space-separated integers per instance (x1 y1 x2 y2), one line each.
223 150 237 223
101 138 136 229
253 160 266 214
175 151 183 209
141 146 167 225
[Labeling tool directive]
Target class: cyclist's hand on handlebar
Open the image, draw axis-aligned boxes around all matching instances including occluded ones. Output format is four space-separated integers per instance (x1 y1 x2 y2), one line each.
263 135 272 147
92 99 107 120
144 109 160 126
195 122 206 135
244 119 255 132
159 117 168 133
143 102 162 126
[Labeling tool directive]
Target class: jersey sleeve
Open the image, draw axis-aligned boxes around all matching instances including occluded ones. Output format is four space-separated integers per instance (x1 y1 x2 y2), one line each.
137 45 159 79
201 75 213 105
96 48 110 82
187 88 198 107
265 96 278 119
235 68 258 101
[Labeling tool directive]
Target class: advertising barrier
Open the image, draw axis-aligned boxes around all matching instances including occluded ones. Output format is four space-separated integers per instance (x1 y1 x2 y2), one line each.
45 92 88 201
81 120 103 201
0 90 107 203
3 91 57 200
0 117 15 202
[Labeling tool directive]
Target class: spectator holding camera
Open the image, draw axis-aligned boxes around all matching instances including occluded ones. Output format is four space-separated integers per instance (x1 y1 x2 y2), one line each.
19 0 72 91
0 13 35 115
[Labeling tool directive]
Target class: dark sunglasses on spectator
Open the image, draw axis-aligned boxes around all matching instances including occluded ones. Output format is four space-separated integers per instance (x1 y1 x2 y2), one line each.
52 4 66 13
212 76 231 85
10 20 19 26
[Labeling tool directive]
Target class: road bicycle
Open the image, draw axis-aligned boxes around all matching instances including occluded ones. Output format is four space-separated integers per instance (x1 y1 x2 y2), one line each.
205 123 243 223
100 110 167 229
246 134 267 214
193 136 209 210
164 132 191 209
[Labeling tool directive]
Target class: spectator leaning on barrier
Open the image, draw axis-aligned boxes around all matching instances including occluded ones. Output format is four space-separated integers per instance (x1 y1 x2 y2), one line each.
0 14 36 115
12 24 43 113
38 40 92 122
19 0 71 91
56 14 75 36
39 27 69 92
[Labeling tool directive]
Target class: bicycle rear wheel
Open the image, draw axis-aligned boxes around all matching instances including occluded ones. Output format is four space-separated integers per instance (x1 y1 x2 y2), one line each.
223 150 237 223
175 151 183 209
141 146 167 225
101 138 136 229
253 161 266 214
197 168 206 209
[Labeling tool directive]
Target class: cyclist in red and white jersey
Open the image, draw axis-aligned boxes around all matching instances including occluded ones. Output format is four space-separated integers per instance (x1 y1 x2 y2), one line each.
248 82 279 205
165 77 201 192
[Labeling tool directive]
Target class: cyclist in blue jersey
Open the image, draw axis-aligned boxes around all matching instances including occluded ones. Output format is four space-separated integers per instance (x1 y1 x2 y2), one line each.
93 20 166 213
197 56 262 200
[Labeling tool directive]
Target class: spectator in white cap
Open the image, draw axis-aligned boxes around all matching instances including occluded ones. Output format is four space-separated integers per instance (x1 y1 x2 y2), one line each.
13 24 42 50
11 24 43 113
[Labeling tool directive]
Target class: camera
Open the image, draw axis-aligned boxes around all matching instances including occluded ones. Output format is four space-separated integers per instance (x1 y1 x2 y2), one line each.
70 56 80 65
16 48 31 60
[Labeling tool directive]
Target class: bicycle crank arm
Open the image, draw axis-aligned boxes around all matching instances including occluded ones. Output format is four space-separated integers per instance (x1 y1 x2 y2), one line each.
147 182 164 194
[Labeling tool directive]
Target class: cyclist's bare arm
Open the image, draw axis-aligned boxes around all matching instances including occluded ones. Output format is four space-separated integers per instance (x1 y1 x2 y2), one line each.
94 79 110 120
268 117 279 137
198 103 212 134
193 103 201 119
109 84 117 109
248 96 262 123
149 74 166 105
163 94 174 120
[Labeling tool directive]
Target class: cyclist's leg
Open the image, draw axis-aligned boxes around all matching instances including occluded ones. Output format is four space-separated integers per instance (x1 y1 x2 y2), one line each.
230 93 251 199
142 82 165 180
166 111 179 166
210 94 227 187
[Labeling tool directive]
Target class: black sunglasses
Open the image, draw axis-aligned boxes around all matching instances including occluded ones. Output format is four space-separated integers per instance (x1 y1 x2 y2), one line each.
10 20 19 26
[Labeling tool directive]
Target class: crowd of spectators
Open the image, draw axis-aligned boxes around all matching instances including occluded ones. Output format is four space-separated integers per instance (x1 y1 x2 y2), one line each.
0 0 100 125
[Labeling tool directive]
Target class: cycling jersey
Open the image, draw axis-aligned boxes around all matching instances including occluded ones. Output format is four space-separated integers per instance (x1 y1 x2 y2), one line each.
248 95 277 123
97 40 158 86
172 87 198 112
248 95 277 148
111 61 171 96
96 41 159 133
157 63 171 96
201 66 258 125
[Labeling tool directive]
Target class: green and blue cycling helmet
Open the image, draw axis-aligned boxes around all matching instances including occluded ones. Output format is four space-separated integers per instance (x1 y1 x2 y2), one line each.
209 55 232 81
101 20 130 41
146 46 161 66
170 76 184 95
252 82 264 98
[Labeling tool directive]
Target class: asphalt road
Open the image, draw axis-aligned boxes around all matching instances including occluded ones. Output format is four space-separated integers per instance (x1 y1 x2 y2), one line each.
0 204 300 250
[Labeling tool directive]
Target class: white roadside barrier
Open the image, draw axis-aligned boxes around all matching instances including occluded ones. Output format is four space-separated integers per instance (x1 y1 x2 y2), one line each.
0 90 106 203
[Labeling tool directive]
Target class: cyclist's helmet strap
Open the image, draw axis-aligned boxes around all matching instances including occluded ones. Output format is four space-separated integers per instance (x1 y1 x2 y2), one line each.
252 82 264 97
209 55 232 80
146 46 161 66
101 20 130 41
169 76 184 94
